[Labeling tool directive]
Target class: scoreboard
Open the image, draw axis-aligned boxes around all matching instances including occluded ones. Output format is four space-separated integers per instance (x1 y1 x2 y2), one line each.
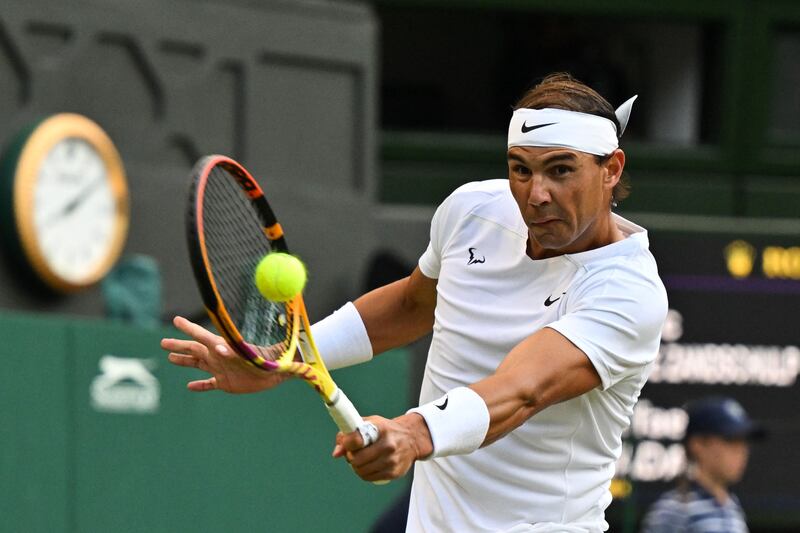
608 218 800 531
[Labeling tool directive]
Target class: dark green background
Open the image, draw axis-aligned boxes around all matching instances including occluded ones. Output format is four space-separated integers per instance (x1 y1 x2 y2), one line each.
1 312 410 532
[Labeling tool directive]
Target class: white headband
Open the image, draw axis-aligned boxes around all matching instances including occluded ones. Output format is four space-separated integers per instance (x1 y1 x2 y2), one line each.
507 95 638 156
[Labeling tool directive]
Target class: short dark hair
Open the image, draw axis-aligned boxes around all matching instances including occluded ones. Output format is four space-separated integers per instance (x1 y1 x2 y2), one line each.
514 73 630 203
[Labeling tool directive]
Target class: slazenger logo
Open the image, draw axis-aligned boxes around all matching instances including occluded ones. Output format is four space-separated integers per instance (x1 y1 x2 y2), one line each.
90 355 160 414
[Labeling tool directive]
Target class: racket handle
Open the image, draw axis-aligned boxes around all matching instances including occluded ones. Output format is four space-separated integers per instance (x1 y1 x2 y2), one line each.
326 388 389 485
326 388 363 434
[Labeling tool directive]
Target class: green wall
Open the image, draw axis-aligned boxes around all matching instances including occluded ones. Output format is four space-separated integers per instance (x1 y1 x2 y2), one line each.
1 312 409 532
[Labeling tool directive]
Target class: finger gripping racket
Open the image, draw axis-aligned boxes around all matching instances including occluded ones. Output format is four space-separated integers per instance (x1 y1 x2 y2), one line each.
186 155 381 466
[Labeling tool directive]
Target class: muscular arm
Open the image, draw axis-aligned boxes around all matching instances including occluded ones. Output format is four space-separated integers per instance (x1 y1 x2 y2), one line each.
337 324 603 480
353 266 437 356
471 326 601 445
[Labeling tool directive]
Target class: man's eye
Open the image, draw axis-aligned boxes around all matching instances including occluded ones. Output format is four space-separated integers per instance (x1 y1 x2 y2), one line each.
551 165 573 176
513 165 531 176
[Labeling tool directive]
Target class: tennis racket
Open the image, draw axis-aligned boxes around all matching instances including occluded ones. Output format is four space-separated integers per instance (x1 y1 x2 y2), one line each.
185 154 381 473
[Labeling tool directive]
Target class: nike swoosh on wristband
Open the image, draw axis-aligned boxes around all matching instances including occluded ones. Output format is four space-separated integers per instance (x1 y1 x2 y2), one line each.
521 121 557 133
435 396 449 410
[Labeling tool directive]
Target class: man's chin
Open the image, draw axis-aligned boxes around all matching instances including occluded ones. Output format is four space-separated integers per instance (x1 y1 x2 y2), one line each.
529 236 573 258
531 232 569 250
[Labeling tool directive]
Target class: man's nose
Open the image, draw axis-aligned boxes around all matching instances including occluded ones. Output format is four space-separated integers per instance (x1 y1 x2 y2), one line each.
528 176 551 206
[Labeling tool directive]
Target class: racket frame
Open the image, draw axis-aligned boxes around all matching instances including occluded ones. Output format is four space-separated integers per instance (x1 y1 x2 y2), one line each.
186 155 340 404
187 155 386 483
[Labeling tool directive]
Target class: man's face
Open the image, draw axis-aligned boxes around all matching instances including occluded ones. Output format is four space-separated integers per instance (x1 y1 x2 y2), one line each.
691 435 750 487
507 146 621 259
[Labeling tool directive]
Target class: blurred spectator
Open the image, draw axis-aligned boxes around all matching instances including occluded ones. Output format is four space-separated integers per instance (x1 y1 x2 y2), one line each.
640 397 766 533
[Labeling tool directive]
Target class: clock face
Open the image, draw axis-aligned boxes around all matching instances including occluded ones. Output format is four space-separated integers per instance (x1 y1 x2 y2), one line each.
1 113 130 293
34 137 117 284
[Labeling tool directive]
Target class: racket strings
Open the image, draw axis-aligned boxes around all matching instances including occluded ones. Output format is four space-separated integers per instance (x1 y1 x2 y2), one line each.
202 166 293 354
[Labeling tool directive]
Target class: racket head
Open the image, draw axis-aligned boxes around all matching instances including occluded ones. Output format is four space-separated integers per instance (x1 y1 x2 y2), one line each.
186 155 293 371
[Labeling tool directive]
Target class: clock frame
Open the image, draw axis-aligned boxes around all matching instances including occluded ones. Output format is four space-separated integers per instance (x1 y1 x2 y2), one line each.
0 113 130 293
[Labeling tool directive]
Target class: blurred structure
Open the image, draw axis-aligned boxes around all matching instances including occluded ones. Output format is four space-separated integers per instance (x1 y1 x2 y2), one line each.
0 0 378 321
374 1 800 220
101 255 162 328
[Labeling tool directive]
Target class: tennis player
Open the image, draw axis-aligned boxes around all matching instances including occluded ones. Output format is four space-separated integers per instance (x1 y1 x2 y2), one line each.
164 73 668 532
639 397 764 533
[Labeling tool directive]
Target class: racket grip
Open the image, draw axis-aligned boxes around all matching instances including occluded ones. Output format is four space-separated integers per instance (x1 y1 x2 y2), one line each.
326 388 389 485
326 388 363 434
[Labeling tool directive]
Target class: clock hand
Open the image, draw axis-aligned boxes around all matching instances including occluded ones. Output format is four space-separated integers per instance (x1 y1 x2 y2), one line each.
46 177 105 225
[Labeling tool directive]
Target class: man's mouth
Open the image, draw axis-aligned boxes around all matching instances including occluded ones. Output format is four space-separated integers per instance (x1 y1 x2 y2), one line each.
530 217 559 225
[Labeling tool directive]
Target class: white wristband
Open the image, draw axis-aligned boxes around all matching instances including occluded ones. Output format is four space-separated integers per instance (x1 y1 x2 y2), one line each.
310 302 373 370
407 386 490 459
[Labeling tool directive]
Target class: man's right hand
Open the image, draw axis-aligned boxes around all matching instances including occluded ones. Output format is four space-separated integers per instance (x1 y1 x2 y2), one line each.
161 316 290 394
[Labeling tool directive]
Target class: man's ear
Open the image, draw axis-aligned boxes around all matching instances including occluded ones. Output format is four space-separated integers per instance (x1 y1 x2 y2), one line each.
604 149 625 189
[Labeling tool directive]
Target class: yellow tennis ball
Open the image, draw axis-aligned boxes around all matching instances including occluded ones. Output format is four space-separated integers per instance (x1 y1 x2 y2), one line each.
254 253 307 302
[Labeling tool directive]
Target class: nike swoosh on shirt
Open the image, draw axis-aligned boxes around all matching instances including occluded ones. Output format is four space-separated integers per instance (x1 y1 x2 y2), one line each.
544 291 566 307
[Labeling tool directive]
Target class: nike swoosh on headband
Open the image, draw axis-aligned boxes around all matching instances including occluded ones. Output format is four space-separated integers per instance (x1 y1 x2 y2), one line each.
521 121 557 133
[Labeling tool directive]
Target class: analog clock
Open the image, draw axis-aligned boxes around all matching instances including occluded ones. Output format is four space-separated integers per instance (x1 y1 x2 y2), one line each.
0 113 130 293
